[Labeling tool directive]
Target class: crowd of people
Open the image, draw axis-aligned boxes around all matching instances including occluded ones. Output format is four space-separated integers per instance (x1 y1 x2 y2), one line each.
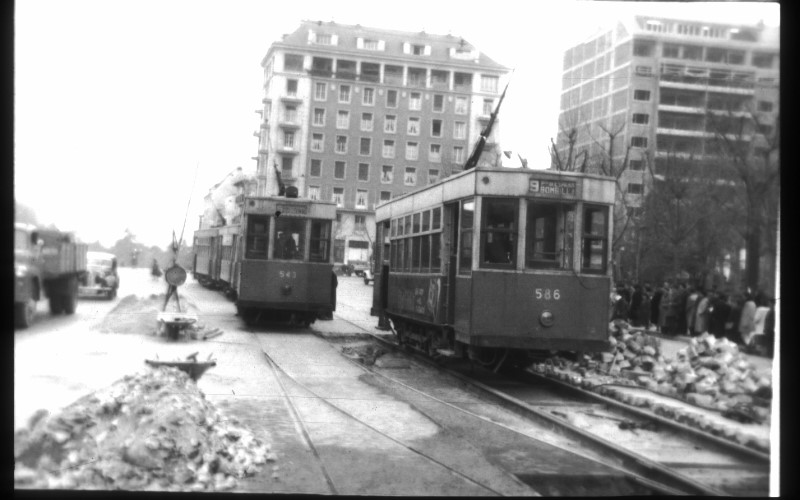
610 280 775 357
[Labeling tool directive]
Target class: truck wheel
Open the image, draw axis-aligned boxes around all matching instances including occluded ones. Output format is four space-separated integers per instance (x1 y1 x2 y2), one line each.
49 295 64 315
109 288 117 300
15 299 36 328
63 292 77 315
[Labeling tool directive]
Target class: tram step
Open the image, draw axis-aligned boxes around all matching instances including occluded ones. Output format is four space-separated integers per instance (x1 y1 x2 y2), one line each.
435 349 456 357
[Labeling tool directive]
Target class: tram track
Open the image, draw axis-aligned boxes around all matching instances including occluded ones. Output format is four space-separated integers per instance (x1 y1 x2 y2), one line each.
326 318 769 496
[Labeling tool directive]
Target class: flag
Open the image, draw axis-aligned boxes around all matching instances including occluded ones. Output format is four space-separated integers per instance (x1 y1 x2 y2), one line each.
463 74 512 170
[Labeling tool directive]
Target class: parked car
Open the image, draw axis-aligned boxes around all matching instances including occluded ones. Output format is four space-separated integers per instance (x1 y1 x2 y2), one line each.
79 251 119 299
363 268 374 285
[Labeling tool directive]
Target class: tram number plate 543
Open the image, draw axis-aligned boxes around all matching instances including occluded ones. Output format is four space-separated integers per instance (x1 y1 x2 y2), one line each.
535 288 560 300
279 270 297 279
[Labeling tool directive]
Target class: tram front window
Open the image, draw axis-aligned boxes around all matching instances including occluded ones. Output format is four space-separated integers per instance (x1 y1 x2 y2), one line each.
526 202 575 270
309 220 331 262
480 198 517 268
275 217 306 260
245 215 269 260
582 206 608 273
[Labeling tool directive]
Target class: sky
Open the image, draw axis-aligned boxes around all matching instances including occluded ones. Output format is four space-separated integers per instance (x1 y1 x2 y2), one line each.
14 0 780 248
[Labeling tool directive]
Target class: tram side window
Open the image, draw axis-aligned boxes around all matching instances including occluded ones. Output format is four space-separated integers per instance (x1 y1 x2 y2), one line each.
431 233 441 271
582 206 608 273
404 238 413 271
458 199 474 273
309 220 331 262
275 217 306 260
480 198 517 268
526 203 575 269
245 216 269 260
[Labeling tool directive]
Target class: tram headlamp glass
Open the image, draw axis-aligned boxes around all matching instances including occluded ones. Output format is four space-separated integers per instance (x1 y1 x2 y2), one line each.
539 310 555 327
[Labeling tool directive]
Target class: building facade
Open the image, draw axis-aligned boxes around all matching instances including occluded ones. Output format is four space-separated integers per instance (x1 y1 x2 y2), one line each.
255 21 509 266
554 16 779 208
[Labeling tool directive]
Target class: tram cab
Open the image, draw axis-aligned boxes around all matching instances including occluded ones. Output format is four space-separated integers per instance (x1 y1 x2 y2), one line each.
234 194 337 325
373 167 616 360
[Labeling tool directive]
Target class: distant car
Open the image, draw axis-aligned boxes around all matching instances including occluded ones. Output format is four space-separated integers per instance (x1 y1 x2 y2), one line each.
79 251 119 299
363 269 374 285
350 260 369 277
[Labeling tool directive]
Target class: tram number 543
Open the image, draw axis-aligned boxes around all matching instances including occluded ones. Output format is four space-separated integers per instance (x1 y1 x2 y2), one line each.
279 270 297 279
535 288 560 300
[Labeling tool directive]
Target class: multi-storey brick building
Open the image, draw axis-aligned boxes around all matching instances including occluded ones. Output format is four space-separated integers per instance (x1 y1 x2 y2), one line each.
554 16 779 208
255 20 509 266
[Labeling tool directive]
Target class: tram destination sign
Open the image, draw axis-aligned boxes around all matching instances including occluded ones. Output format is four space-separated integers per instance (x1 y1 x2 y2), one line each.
528 178 577 198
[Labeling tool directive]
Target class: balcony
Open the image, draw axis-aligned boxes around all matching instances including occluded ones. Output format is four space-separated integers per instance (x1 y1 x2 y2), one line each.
278 120 300 130
657 104 705 115
280 94 303 103
656 127 711 138
260 122 269 129
277 146 299 155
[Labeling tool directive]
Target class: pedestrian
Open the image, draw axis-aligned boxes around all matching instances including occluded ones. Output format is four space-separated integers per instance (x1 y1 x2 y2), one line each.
685 286 700 336
710 292 731 339
612 287 630 321
693 290 710 336
630 284 644 326
751 292 771 354
764 297 775 358
725 294 742 342
651 283 664 332
738 292 757 348
659 282 674 335
638 285 652 329
675 283 688 336
151 258 162 280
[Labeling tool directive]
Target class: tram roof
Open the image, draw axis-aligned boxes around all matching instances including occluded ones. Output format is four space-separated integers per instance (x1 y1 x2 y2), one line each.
375 167 616 222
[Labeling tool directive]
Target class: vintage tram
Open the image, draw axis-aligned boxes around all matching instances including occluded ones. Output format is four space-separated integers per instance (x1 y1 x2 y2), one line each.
193 190 337 326
371 166 616 368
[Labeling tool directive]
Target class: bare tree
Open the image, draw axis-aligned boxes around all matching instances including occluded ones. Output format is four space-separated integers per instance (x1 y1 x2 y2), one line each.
706 108 780 291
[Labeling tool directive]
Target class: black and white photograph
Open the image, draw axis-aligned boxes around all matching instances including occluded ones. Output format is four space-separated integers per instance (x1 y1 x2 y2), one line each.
14 0 780 495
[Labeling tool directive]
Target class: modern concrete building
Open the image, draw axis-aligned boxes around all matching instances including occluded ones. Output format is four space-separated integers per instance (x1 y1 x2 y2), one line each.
255 20 509 266
554 16 779 210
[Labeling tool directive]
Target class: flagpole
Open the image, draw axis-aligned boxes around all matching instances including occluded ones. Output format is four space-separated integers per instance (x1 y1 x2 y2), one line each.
463 69 514 171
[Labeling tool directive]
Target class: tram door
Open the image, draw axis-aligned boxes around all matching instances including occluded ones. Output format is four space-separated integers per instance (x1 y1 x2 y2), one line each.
444 202 459 324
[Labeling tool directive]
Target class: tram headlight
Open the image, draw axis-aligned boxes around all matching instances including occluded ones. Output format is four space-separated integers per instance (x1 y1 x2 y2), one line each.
539 310 555 327
281 284 292 296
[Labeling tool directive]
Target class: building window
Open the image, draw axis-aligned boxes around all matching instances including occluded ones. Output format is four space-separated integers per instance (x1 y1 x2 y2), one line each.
428 169 440 184
627 182 644 194
338 84 351 103
313 108 325 126
355 216 366 228
359 137 371 156
631 136 648 148
629 159 644 171
284 54 303 72
284 105 297 123
455 96 468 114
362 38 380 50
386 89 398 108
480 75 499 93
334 161 346 179
314 82 327 100
632 113 649 124
409 92 422 110
633 90 651 101
412 44 427 55
358 163 369 181
404 167 417 186
482 99 493 115
332 187 344 207
308 186 320 200
429 144 441 162
431 119 442 137
752 52 775 69
662 44 680 58
283 131 295 149
453 146 465 164
286 79 298 97
335 135 348 154
362 87 375 105
316 33 333 45
384 115 396 133
453 122 466 140
383 140 395 158
336 110 350 129
380 191 392 202
381 165 394 183
433 94 444 112
407 117 420 135
361 112 373 131
281 156 293 175
406 142 419 161
758 101 774 112
310 159 322 177
311 133 324 152
355 189 368 209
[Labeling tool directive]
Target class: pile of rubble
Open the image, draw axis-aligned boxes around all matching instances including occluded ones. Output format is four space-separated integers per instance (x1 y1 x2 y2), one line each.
14 367 274 491
531 321 773 426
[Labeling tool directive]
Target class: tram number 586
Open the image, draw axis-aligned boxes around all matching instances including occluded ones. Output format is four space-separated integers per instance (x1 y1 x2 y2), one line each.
279 270 297 279
535 288 560 300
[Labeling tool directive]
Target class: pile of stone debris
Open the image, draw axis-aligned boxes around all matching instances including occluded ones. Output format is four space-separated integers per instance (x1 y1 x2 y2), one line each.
531 321 772 425
14 367 275 491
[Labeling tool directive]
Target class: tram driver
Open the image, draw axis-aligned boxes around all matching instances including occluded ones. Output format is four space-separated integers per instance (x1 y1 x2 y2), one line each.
276 231 298 260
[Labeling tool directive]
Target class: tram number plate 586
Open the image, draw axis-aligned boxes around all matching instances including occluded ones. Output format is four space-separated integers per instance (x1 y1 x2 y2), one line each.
535 288 560 300
279 270 297 279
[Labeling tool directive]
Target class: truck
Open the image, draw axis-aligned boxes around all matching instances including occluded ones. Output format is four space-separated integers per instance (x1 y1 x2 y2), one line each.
14 222 88 328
